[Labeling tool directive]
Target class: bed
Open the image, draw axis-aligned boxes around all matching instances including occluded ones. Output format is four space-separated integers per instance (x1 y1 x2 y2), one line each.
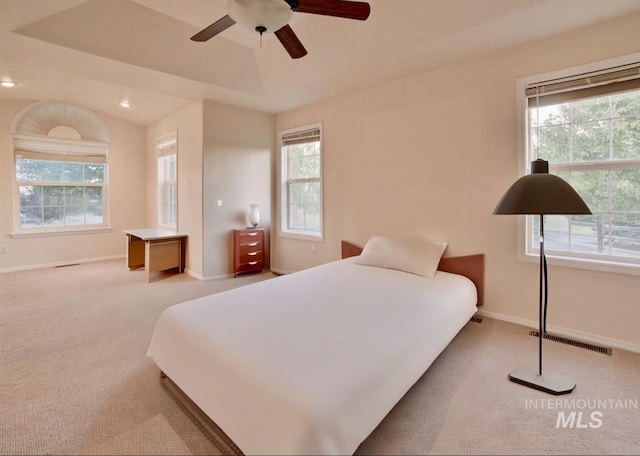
147 237 484 455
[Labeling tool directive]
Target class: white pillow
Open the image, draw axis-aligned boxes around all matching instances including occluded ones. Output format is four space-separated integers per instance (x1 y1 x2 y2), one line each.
355 235 448 278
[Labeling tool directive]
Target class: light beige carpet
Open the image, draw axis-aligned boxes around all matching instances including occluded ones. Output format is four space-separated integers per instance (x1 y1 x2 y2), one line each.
81 414 192 455
1 259 639 455
356 315 640 455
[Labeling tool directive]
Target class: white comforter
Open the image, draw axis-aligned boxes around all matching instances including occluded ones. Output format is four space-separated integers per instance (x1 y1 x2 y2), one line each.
147 257 477 455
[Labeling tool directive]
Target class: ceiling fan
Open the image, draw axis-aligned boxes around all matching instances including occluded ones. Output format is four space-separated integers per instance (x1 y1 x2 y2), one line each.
191 0 371 59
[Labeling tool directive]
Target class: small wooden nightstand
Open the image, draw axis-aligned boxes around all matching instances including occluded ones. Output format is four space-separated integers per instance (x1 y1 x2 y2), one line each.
233 228 264 276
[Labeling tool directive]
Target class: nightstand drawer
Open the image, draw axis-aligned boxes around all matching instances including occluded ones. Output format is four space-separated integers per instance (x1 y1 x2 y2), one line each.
238 230 263 241
239 250 263 263
239 240 262 253
237 260 264 274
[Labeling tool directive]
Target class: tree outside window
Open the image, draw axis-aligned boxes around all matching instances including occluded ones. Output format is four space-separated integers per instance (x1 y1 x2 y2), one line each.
524 66 640 269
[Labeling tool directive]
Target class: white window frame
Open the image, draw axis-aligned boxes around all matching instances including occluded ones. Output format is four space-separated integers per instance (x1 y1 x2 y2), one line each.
156 133 178 229
12 135 109 237
517 52 640 276
278 123 323 241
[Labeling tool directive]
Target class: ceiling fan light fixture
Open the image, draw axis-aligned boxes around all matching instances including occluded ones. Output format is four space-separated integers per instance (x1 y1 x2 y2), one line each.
227 0 293 34
191 0 370 59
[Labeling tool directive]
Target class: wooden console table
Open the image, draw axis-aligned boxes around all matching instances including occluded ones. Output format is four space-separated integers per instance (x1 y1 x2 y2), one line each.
123 229 187 282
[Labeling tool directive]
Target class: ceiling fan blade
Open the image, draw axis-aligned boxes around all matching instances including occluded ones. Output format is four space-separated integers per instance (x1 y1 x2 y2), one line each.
274 25 308 59
292 0 370 21
191 15 236 42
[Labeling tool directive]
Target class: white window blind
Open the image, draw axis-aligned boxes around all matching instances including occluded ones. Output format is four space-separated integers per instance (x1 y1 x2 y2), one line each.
14 135 108 163
526 63 640 107
281 128 321 146
157 136 177 156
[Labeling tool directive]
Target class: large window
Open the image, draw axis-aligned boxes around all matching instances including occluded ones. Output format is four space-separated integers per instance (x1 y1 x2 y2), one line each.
14 137 108 234
521 59 640 273
157 134 177 228
279 124 323 240
16 159 105 229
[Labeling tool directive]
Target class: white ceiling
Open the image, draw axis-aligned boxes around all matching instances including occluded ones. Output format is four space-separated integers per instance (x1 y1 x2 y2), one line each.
1 0 640 126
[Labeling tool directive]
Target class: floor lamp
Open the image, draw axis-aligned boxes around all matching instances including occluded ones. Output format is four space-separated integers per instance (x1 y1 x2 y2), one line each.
493 159 591 395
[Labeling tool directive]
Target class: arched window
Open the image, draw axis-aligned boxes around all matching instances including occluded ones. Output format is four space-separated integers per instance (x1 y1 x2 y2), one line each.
11 102 109 235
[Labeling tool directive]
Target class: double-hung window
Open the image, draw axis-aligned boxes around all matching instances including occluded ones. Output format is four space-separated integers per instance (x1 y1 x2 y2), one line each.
279 124 323 240
157 134 177 228
521 59 640 273
14 136 108 234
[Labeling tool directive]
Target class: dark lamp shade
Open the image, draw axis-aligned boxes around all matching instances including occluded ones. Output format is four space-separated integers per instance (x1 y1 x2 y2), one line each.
493 160 592 216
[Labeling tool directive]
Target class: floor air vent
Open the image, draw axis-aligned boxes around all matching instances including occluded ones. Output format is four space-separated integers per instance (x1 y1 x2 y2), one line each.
529 330 612 355
470 316 483 323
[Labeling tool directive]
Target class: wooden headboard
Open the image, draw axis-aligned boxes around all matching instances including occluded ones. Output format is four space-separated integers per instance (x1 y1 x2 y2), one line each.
341 240 484 307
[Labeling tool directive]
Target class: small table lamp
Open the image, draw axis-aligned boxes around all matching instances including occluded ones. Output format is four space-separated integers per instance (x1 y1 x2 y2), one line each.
493 159 591 395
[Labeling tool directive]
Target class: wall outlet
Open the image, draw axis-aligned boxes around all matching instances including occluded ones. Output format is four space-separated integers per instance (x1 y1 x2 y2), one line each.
311 244 318 254
0 244 7 254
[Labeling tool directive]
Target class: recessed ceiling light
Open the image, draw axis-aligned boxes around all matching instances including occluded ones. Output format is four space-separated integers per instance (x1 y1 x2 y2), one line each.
1 80 16 88
120 100 130 108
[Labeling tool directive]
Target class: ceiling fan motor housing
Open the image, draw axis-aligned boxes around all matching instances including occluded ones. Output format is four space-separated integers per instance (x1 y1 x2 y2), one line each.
227 0 293 33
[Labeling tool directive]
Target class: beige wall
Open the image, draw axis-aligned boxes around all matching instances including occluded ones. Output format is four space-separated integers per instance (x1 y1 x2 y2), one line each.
146 100 273 279
146 100 204 278
0 100 147 271
202 101 273 279
273 12 640 348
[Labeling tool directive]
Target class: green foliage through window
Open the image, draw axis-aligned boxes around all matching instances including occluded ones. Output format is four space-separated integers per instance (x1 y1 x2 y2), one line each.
528 88 640 262
16 159 105 229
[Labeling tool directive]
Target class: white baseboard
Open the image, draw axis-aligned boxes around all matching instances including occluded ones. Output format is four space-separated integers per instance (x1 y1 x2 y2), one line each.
185 269 204 280
185 268 234 281
0 254 125 274
270 268 294 275
203 273 234 280
477 309 640 354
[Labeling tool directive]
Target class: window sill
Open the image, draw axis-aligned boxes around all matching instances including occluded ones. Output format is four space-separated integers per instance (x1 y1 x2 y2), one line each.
279 230 323 242
518 251 640 277
11 227 113 239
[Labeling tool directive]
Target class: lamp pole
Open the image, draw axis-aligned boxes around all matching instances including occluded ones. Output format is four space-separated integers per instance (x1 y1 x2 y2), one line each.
538 214 544 376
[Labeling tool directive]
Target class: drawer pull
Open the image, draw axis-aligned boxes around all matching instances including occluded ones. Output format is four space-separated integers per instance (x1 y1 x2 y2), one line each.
248 242 258 247
248 252 258 256
248 261 258 265
247 232 258 236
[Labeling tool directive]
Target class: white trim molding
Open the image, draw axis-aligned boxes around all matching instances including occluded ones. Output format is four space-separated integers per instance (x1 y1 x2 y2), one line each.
477 309 640 354
0 254 124 274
